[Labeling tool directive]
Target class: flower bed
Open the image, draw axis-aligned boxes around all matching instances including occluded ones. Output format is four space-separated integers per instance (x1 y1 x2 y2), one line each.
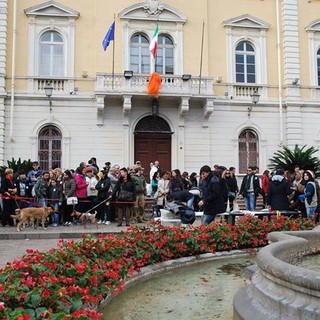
0 215 314 319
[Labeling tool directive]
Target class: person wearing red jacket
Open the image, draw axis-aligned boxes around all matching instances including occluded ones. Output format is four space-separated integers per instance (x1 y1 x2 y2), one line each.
261 170 270 209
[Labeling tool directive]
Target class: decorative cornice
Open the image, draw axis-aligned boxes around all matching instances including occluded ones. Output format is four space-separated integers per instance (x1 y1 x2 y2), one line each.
24 0 79 19
119 0 187 23
223 14 270 30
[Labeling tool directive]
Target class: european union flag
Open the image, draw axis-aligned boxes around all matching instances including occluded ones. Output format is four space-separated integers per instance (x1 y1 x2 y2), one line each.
102 21 115 51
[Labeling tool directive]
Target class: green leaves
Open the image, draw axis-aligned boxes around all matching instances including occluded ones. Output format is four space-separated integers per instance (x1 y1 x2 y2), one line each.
269 144 320 175
0 157 33 175
25 290 41 308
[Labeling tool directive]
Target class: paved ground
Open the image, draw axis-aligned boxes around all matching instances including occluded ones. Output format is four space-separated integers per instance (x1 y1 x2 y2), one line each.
0 218 202 269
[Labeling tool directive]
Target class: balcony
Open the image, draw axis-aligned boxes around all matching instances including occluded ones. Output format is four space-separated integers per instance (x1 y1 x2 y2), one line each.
95 73 214 96
229 83 262 100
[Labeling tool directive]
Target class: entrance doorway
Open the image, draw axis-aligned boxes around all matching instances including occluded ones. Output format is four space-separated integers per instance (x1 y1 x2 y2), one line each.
134 116 172 182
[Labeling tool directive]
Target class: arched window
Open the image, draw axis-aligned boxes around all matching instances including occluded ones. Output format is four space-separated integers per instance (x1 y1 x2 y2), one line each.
317 48 320 86
155 35 174 75
235 41 256 83
39 31 64 76
130 34 150 74
38 126 62 170
238 129 259 174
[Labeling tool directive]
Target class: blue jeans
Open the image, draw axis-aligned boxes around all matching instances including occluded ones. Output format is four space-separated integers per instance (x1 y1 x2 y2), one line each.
38 198 47 207
245 193 256 211
52 212 60 225
202 214 216 226
306 206 316 217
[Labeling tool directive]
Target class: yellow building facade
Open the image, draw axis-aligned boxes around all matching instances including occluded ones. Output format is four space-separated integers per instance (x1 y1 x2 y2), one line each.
1 0 320 174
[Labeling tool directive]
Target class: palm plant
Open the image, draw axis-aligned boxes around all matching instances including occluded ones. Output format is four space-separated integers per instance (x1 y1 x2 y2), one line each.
0 157 33 175
269 145 320 175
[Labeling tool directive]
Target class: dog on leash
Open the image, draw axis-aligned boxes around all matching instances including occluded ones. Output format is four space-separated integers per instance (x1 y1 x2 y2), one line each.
71 210 98 229
11 208 35 229
11 206 54 232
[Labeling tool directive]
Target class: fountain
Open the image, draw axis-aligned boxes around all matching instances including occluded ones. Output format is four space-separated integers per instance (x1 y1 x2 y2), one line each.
233 229 320 320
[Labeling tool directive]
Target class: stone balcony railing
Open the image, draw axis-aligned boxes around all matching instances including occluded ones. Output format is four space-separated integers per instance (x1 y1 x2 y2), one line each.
96 73 214 96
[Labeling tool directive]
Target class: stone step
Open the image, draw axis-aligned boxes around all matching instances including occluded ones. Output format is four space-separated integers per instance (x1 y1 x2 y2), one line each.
235 195 264 211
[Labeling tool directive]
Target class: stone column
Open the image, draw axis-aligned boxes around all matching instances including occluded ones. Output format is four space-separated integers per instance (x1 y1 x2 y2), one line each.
0 0 7 165
286 104 303 148
282 0 301 101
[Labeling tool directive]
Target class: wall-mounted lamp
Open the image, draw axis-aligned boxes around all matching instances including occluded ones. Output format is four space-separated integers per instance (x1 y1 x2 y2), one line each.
44 82 53 113
216 76 222 83
152 98 159 117
248 89 260 117
182 74 192 81
124 70 133 79
292 78 299 85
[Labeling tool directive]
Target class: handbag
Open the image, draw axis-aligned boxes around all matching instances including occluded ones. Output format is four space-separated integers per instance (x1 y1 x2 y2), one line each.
118 189 134 202
67 197 78 205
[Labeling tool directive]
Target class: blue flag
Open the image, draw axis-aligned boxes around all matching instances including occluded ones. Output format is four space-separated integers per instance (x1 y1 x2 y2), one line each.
102 21 115 51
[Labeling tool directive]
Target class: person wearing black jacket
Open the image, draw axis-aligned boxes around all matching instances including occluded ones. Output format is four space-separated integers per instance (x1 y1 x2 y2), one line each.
239 166 261 211
1 169 17 227
15 170 32 208
224 169 239 212
112 168 136 227
267 169 291 211
198 165 225 225
95 170 111 224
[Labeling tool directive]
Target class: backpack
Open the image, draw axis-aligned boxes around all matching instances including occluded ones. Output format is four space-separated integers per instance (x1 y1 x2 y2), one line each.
179 206 196 224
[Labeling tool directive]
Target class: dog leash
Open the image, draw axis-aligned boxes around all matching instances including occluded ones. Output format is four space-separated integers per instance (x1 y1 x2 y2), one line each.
81 195 112 215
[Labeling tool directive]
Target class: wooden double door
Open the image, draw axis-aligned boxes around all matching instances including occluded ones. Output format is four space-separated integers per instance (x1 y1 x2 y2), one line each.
134 115 172 182
134 133 171 182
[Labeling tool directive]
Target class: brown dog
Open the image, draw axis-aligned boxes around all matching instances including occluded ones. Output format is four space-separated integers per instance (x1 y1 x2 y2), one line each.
71 210 98 229
11 208 34 229
12 206 54 232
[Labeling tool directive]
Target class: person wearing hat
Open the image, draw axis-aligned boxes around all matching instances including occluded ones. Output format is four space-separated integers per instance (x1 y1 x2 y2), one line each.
267 169 291 211
131 165 147 223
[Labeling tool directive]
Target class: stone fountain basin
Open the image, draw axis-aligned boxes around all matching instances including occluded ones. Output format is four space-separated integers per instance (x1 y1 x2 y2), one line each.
234 229 320 320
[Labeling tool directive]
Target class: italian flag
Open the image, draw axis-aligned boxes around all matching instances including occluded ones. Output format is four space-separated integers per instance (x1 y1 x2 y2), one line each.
149 23 159 59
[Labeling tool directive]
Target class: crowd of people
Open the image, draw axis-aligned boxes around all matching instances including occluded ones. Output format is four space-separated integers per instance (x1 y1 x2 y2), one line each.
239 165 319 221
0 158 318 228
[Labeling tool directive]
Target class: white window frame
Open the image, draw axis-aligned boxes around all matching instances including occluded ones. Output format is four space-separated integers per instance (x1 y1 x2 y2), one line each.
306 19 320 90
156 34 174 75
39 30 64 77
223 14 270 86
24 2 79 91
130 33 151 74
235 41 256 84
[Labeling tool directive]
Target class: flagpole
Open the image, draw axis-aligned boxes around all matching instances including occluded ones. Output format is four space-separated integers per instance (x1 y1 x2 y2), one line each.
199 21 205 94
154 21 158 73
112 14 115 90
